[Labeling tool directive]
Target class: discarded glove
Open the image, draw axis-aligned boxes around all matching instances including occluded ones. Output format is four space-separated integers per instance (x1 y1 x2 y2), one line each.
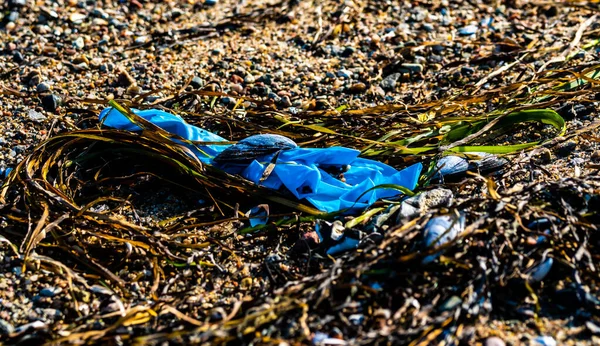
99 107 422 213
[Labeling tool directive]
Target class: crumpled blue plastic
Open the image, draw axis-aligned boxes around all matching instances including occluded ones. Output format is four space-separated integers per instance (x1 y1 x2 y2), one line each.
99 107 422 213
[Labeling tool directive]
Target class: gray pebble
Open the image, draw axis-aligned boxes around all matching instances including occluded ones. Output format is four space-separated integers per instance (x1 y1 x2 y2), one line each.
73 37 85 49
28 109 46 122
380 73 401 90
422 23 434 32
36 82 50 93
40 286 62 297
401 63 423 74
7 11 19 22
190 76 204 89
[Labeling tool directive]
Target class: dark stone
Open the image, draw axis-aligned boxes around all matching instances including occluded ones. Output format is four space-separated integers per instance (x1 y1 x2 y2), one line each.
41 94 61 112
190 76 204 89
340 47 356 58
12 51 24 63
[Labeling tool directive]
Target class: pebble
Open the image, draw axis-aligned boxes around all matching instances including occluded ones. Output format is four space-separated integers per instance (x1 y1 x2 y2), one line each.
380 73 401 90
401 63 423 74
40 286 62 297
337 69 353 79
134 36 149 45
484 337 506 346
230 83 244 93
41 94 61 112
205 0 218 5
422 23 434 32
244 74 255 84
340 47 356 57
591 150 600 161
190 76 204 89
557 140 577 157
36 82 50 93
348 82 367 94
73 37 85 49
28 109 46 123
12 51 24 63
7 11 19 22
458 25 478 36
69 13 86 24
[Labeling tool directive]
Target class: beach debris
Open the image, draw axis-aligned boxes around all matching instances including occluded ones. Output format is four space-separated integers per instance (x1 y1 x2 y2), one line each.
245 204 269 227
214 134 297 163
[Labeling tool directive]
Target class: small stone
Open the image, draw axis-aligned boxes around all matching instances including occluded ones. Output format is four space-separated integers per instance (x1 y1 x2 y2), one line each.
117 69 136 87
28 109 46 122
380 73 401 90
40 286 62 297
70 12 86 24
7 11 19 22
484 336 506 346
257 74 272 85
591 150 600 161
337 69 353 79
458 25 478 36
557 140 577 157
190 76 204 89
340 47 356 57
12 51 24 63
422 23 434 32
36 82 50 93
401 63 423 74
73 37 85 49
41 94 61 112
348 82 367 94
205 0 218 5
244 74 255 84
544 6 558 17
230 83 243 94
134 36 149 45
